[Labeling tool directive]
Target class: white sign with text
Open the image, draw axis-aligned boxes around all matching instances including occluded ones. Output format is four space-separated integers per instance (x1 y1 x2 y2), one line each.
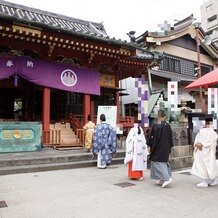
97 106 117 130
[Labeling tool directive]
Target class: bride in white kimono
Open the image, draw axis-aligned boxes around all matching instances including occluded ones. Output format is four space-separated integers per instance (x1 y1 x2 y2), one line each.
191 117 218 188
124 125 148 180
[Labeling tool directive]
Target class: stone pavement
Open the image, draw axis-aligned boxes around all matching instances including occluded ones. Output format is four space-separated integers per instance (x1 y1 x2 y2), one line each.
0 165 217 218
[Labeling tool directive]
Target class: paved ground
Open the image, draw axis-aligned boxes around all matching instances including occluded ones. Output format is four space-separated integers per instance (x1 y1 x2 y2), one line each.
0 165 217 218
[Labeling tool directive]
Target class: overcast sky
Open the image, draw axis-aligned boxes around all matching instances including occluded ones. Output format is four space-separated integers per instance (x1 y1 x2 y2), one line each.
6 0 204 40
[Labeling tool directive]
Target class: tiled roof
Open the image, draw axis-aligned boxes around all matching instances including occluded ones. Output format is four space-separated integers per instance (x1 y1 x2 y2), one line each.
149 69 196 82
0 0 159 61
148 15 195 37
134 50 153 59
0 0 107 37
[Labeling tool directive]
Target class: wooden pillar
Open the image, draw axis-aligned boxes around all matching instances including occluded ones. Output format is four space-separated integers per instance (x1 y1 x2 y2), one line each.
91 100 95 117
83 94 91 125
42 87 50 131
115 71 120 115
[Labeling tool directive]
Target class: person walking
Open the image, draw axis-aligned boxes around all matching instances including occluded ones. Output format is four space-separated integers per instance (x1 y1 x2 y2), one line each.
191 116 218 188
124 125 148 180
92 114 117 169
147 109 174 188
83 114 95 152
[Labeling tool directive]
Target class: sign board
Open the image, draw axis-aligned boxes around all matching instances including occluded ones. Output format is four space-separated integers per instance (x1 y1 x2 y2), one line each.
97 106 117 130
100 74 115 88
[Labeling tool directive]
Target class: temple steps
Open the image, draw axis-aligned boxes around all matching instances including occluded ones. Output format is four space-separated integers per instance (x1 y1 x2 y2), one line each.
49 122 80 146
0 146 194 175
0 148 125 175
0 158 125 175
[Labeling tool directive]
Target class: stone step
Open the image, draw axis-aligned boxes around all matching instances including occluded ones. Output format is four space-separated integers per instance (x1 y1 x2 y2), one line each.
60 141 78 145
61 131 76 135
0 155 193 176
61 138 77 142
54 143 82 148
61 135 77 139
0 147 194 175
0 150 125 167
49 123 71 129
0 158 124 175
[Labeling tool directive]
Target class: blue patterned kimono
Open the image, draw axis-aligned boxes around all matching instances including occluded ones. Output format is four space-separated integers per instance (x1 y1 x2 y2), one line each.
92 122 117 165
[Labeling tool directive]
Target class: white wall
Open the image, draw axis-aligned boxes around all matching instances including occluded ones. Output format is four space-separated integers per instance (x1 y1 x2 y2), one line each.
119 77 138 105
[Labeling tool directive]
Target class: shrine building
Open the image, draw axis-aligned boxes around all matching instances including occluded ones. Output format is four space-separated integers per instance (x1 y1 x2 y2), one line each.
0 0 159 151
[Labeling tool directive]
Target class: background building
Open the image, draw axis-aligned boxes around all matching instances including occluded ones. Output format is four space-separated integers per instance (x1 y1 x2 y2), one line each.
0 0 159 149
201 0 218 47
120 14 218 122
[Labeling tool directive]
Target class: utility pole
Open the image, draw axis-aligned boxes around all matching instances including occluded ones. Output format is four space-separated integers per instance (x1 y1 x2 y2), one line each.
195 26 205 112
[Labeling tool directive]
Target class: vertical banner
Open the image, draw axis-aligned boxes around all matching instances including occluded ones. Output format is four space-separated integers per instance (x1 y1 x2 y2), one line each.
97 106 117 130
208 88 218 129
136 77 149 127
167 81 178 111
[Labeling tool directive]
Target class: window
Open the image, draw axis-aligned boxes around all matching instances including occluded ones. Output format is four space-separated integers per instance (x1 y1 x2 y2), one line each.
159 56 181 73
207 15 217 23
193 64 213 76
169 58 180 73
159 55 213 77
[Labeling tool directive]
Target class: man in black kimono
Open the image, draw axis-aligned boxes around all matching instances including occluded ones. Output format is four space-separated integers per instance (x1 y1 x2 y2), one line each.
147 109 174 188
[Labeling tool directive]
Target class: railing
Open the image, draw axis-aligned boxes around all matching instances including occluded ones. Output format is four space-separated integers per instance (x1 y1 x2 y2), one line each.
76 129 85 145
68 113 83 133
90 115 134 127
117 116 134 127
43 130 61 145
69 114 134 138
117 116 134 135
41 115 134 145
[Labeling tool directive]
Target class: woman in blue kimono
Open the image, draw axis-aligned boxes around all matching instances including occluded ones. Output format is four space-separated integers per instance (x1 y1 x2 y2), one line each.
92 114 117 169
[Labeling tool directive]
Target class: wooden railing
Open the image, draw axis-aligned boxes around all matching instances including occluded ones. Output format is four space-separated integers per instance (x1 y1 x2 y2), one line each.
41 115 134 146
68 114 134 138
88 115 134 127
117 116 134 127
117 115 134 135
76 129 85 145
68 113 83 132
43 130 61 145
